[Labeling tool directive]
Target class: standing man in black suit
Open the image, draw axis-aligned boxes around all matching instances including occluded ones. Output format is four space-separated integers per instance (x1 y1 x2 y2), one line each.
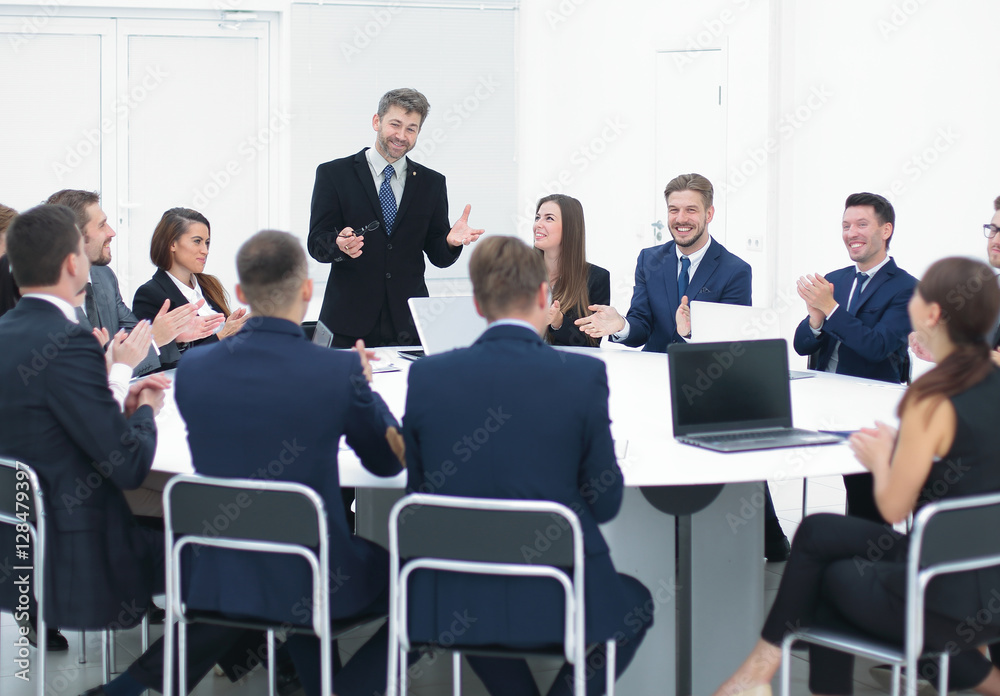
308 87 484 348
46 190 214 376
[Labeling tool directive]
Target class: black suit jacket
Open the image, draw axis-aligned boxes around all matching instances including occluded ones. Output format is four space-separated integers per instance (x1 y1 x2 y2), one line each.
0 298 158 628
548 263 611 347
133 269 223 368
0 254 19 318
81 265 177 376
307 148 462 343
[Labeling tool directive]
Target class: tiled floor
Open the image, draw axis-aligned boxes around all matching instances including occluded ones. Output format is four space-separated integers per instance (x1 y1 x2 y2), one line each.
0 477 908 695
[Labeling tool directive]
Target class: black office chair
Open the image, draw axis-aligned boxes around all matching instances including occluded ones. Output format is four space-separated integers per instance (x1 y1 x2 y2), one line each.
780 490 1000 696
163 474 386 696
387 493 616 696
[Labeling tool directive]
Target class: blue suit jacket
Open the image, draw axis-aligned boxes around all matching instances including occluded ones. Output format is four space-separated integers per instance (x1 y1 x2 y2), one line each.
621 238 752 352
175 316 403 625
402 324 633 644
0 298 158 628
793 258 917 384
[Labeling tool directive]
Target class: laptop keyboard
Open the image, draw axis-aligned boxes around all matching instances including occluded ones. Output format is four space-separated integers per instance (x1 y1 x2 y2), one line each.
700 430 785 443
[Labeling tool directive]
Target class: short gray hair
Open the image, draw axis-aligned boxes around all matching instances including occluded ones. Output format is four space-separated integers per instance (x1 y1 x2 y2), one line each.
377 88 430 126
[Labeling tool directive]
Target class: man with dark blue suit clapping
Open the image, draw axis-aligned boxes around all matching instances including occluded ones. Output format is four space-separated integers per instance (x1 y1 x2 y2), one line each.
793 192 918 523
402 235 652 695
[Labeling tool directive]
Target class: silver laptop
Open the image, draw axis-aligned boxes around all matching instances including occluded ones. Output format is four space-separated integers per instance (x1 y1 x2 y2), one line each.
405 295 488 358
667 338 843 452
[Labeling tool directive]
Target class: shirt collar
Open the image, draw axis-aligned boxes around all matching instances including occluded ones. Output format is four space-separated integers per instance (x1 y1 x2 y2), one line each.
857 254 891 279
489 318 542 335
676 236 713 266
21 293 79 322
366 145 407 180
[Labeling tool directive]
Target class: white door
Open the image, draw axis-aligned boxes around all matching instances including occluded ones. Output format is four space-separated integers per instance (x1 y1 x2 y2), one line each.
654 49 727 245
0 13 272 305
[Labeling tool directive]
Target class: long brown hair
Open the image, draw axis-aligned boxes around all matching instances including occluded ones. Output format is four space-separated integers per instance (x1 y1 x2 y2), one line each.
534 194 596 345
898 257 1000 418
150 208 231 316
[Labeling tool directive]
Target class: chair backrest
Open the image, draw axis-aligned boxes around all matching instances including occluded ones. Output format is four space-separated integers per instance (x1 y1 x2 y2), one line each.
165 474 325 548
388 493 586 664
911 491 1000 576
393 495 580 569
163 474 330 634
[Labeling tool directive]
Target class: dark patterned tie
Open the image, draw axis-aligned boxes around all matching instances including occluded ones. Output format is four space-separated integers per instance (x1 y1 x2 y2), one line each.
379 164 397 235
678 255 691 300
847 272 868 314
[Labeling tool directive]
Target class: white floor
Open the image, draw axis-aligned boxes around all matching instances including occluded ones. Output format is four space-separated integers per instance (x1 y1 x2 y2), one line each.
0 476 918 695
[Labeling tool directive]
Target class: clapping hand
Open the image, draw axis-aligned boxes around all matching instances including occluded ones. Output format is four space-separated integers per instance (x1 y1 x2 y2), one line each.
217 308 250 340
675 296 691 338
124 373 171 418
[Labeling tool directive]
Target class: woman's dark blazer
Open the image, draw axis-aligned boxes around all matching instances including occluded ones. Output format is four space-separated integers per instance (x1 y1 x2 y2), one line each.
0 254 20 318
548 262 611 348
132 268 223 366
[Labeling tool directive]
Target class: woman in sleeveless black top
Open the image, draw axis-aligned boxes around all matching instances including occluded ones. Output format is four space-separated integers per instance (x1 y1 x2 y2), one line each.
713 257 1000 696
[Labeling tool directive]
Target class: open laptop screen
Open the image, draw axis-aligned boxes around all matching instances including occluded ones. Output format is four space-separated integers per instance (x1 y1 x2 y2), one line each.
668 339 792 436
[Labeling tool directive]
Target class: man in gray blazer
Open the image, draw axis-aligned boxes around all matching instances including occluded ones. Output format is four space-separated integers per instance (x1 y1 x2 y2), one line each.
46 190 216 375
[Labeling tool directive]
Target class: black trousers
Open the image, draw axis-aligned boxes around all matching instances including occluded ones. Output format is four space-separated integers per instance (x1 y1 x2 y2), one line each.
762 513 1000 694
465 574 653 696
843 472 886 523
126 527 264 694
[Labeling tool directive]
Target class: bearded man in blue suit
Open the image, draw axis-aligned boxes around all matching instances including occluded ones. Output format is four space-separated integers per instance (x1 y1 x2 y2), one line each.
402 235 652 695
576 173 790 561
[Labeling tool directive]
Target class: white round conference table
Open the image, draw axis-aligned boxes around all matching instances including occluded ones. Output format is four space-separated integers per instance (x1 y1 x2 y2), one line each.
150 344 906 696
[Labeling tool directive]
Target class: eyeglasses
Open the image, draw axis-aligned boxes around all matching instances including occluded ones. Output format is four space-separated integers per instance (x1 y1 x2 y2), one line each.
984 224 1000 238
353 221 380 237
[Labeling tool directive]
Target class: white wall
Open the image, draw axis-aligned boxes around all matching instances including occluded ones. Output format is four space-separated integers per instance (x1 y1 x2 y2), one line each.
518 0 1000 363
516 0 774 315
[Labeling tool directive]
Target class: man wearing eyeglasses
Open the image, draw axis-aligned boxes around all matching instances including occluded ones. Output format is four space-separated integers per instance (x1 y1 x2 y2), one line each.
985 197 1000 356
793 192 917 524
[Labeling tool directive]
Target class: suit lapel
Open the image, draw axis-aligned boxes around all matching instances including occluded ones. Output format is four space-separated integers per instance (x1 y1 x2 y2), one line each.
685 242 720 302
851 260 895 315
395 157 420 224
354 149 384 227
662 244 680 310
88 269 105 328
154 269 191 311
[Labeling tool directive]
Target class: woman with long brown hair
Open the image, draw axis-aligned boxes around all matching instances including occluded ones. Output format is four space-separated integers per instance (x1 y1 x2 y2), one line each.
713 257 1000 696
533 194 610 347
133 208 247 366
